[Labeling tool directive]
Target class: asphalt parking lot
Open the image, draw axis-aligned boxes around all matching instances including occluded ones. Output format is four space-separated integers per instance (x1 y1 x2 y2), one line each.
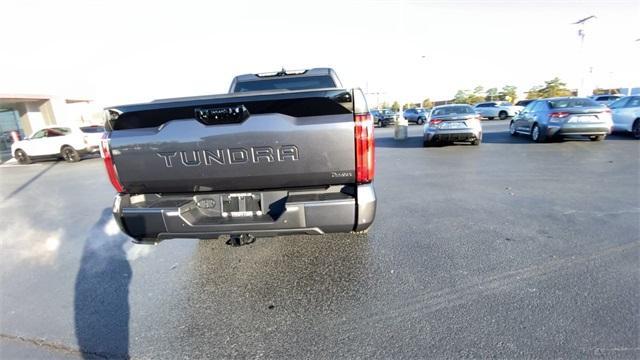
1 120 639 359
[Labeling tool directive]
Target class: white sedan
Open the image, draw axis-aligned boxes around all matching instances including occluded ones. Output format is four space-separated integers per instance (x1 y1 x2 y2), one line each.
11 125 104 164
474 101 520 120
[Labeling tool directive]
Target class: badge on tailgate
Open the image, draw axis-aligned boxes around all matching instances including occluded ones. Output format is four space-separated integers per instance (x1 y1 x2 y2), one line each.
195 105 249 125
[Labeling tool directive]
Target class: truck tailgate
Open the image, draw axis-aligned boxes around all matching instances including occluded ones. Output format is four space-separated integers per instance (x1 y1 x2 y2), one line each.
107 89 357 193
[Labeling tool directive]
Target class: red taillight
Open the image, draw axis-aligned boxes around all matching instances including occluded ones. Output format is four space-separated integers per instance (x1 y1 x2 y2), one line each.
549 112 570 118
355 113 375 183
100 133 124 193
429 118 443 125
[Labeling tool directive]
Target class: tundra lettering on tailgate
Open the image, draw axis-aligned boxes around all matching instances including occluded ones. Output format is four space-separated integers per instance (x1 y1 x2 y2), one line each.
156 145 299 168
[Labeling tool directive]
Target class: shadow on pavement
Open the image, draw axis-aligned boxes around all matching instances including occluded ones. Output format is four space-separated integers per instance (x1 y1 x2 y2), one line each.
482 131 533 144
374 135 424 148
2 161 57 202
74 208 131 359
606 133 639 141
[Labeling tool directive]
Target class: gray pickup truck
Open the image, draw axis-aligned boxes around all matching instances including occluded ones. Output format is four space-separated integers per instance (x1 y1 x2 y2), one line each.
100 68 376 245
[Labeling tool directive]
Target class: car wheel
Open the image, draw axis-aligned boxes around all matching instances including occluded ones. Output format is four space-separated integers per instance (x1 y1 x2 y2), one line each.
509 121 518 136
487 117 494 120
633 119 640 139
377 119 383 128
417 117 425 125
14 149 31 164
423 138 433 147
61 146 80 162
472 138 481 145
589 135 606 141
498 111 508 120
531 124 546 143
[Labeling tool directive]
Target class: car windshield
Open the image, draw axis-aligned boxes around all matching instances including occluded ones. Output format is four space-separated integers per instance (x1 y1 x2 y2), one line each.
548 98 602 108
607 97 628 109
432 106 474 115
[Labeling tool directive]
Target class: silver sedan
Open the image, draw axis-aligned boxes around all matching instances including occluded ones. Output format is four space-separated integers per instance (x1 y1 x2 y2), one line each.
609 96 640 139
423 104 482 147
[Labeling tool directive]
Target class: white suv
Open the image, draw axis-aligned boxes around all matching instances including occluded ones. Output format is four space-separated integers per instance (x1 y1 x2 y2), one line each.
474 101 520 120
11 125 104 164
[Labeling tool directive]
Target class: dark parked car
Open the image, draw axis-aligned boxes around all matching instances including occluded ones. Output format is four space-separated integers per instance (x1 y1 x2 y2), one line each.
589 94 624 105
101 68 376 245
403 108 428 124
509 97 613 142
371 109 397 127
515 99 535 107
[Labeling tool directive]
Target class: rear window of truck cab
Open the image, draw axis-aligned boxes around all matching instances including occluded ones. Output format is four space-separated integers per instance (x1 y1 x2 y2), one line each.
233 76 336 92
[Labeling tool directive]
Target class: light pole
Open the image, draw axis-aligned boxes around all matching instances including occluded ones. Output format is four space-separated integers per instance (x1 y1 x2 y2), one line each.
417 55 429 107
572 15 596 96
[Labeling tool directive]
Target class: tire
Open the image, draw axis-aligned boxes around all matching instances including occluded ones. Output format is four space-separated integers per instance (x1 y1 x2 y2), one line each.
14 149 31 164
417 117 425 125
487 117 494 120
589 135 606 141
498 111 508 120
509 121 518 136
423 139 432 147
531 124 546 143
61 146 80 162
377 119 383 128
633 119 640 139
472 132 482 145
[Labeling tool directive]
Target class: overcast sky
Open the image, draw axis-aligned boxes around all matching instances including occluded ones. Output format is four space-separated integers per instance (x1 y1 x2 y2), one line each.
1 0 638 106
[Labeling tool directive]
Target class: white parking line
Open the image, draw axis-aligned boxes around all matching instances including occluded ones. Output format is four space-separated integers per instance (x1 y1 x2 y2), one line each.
0 163 49 168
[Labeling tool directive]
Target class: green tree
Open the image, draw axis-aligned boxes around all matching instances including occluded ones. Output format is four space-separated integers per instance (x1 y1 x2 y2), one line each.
525 78 572 99
485 88 498 101
468 86 485 104
500 85 518 102
538 77 572 98
380 101 389 109
526 86 542 99
422 98 433 108
453 87 486 105
453 90 469 104
391 101 401 112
